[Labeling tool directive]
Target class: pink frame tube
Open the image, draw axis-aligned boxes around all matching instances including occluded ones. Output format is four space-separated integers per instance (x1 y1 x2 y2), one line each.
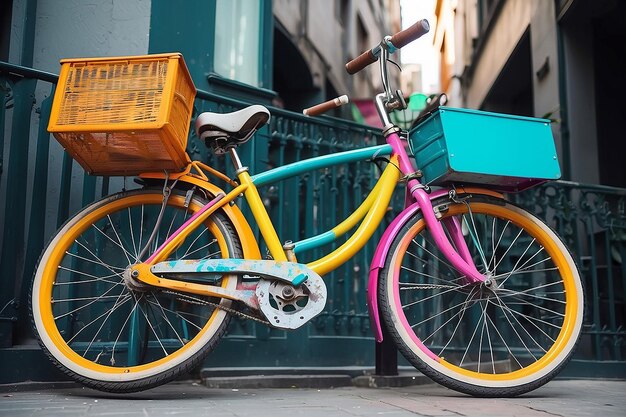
386 132 484 283
146 193 226 264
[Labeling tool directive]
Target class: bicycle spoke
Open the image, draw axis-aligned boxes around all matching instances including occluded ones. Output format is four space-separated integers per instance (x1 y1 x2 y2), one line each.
496 250 550 284
53 282 126 320
484 302 496 374
138 204 145 258
74 239 127 274
165 210 181 245
490 294 538 360
492 266 558 279
399 265 464 286
495 299 557 345
498 280 563 295
497 238 537 288
83 289 133 357
66 293 131 345
477 299 493 373
410 238 459 278
92 218 134 265
460 299 486 368
399 282 458 290
65 246 125 273
498 290 566 305
53 293 126 304
488 219 510 274
148 292 186 346
181 230 213 258
484 310 524 370
135 294 169 357
184 243 220 260
412 294 478 328
489 297 549 351
145 299 206 331
422 288 477 341
55 266 121 286
438 287 477 355
499 295 565 321
461 212 489 271
111 295 141 366
492 228 524 272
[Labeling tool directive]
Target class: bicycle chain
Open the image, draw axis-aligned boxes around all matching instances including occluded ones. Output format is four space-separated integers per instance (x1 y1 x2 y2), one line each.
400 284 459 291
163 290 270 325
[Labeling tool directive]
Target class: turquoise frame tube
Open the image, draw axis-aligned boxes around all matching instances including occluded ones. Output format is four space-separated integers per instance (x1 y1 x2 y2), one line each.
251 144 392 186
250 144 393 253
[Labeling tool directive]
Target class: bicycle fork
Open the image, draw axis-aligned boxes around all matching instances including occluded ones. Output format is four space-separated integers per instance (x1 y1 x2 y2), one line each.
366 99 488 343
379 94 485 285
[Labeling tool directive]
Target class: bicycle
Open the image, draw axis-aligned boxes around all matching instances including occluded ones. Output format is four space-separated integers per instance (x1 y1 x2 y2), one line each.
30 19 584 397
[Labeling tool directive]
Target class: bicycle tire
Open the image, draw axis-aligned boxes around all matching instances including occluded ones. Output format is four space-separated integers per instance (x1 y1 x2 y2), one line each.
378 194 584 397
30 189 242 393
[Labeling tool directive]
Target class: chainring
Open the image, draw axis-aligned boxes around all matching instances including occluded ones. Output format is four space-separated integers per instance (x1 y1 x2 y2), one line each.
255 274 327 329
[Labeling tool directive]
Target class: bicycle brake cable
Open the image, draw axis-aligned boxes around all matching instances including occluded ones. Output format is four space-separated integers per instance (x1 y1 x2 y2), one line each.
137 171 179 261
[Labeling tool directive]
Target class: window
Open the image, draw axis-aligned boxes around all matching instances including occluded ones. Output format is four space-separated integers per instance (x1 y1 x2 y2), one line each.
214 0 261 86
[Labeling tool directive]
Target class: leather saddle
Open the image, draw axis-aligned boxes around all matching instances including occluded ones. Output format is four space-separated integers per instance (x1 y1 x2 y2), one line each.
195 105 270 154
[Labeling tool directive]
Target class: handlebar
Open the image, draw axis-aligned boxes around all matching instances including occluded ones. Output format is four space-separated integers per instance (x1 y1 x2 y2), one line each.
345 50 378 75
303 95 349 117
389 19 430 49
345 19 430 75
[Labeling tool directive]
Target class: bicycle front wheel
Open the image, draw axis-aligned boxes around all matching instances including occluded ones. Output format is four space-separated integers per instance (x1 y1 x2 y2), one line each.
378 194 584 397
30 189 242 392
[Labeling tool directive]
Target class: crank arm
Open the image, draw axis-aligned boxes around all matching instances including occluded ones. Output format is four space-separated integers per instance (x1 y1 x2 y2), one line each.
129 264 259 310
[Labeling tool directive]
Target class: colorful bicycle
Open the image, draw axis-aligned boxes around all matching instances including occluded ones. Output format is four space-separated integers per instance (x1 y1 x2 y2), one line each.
30 20 583 396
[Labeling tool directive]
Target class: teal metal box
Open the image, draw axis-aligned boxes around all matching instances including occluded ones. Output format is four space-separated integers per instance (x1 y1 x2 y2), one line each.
408 107 561 192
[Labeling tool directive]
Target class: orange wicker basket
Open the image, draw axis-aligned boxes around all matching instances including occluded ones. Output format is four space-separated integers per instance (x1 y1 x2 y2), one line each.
48 53 196 176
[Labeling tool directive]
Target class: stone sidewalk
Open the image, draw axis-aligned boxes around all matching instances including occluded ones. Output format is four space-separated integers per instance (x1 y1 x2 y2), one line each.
1 379 624 416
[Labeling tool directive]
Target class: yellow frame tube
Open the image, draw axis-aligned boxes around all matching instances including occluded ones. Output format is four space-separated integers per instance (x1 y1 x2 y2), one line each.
331 167 389 237
307 156 401 276
238 171 288 261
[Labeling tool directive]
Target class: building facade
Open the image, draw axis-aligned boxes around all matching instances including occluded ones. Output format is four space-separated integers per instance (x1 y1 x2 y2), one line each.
432 0 626 376
434 0 626 188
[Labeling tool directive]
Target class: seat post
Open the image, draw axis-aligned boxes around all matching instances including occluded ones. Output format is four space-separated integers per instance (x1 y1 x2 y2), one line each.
228 147 247 174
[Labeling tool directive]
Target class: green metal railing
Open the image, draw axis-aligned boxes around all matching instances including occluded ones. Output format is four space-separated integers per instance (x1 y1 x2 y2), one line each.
513 181 626 375
1 61 624 377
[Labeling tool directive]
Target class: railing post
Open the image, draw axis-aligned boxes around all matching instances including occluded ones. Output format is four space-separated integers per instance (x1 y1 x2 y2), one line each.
0 77 36 347
375 325 398 375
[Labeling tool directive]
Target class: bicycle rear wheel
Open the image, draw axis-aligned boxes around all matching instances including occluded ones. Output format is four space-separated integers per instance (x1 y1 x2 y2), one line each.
30 189 241 392
378 194 584 397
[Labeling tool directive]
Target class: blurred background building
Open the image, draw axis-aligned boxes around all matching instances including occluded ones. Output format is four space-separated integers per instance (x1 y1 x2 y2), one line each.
431 0 626 188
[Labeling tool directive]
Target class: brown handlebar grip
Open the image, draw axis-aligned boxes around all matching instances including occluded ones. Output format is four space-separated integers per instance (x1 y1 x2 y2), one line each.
303 95 349 117
345 49 378 75
389 19 430 49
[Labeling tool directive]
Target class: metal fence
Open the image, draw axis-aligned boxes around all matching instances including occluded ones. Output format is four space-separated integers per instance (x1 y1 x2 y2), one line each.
1 61 624 378
513 182 626 374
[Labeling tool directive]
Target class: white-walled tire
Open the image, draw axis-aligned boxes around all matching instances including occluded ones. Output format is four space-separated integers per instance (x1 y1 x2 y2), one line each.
30 189 241 393
378 195 584 397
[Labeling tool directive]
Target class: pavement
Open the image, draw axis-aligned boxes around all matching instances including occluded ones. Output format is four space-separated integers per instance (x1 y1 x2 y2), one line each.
1 379 625 417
